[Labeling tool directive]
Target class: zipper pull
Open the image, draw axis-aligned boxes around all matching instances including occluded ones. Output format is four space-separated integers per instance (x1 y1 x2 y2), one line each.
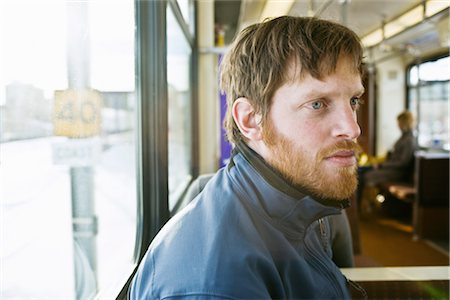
318 218 328 251
318 218 326 237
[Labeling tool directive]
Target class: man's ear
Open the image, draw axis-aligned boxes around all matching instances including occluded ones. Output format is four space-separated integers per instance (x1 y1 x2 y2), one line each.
232 97 263 141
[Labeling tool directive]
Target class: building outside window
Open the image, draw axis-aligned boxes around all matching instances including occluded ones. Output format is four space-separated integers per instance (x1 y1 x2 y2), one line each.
0 0 137 298
408 55 450 151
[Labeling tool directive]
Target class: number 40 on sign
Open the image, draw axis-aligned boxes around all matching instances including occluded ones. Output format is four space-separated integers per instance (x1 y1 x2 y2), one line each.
53 89 102 138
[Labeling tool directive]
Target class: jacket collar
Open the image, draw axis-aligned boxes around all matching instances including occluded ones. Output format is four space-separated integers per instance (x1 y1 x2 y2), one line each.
227 141 348 237
234 141 350 208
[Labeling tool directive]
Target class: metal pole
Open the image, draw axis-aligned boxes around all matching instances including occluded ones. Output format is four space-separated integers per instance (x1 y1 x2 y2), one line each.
368 63 376 156
340 0 348 26
415 58 421 146
66 1 97 298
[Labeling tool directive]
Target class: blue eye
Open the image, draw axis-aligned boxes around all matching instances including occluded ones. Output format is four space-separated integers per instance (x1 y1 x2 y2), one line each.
311 101 323 110
350 97 362 109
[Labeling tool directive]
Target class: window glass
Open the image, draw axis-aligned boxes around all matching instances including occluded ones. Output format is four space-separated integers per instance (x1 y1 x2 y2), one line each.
0 0 137 298
409 65 419 86
408 57 450 86
167 6 193 210
177 0 193 32
408 56 450 151
418 56 450 81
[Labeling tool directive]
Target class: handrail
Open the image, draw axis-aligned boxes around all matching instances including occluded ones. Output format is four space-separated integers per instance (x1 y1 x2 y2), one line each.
341 266 450 281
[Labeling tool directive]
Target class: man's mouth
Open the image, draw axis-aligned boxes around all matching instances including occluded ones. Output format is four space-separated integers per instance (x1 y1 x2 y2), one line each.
324 150 357 167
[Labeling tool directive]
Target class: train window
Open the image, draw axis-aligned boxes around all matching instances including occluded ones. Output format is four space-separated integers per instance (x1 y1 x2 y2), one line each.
177 0 194 33
167 5 193 210
408 56 450 151
0 0 137 298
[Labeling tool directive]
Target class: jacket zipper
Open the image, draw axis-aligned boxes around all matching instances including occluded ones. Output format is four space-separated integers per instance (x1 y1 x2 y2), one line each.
304 218 347 299
317 218 329 251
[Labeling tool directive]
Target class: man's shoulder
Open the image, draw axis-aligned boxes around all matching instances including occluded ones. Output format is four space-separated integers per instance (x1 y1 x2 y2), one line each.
129 172 271 299
131 213 270 299
131 239 272 300
150 172 256 254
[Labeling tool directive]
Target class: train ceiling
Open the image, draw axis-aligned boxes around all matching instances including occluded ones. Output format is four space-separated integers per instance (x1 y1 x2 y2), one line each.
214 0 449 56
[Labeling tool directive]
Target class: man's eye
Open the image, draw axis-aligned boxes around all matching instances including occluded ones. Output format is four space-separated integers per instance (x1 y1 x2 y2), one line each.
311 101 323 110
350 97 362 107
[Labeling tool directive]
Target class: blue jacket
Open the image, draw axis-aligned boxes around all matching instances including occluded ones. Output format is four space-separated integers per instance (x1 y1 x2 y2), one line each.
130 143 352 299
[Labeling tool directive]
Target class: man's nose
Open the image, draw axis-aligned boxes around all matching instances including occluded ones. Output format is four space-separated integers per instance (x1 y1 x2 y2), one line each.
332 106 361 140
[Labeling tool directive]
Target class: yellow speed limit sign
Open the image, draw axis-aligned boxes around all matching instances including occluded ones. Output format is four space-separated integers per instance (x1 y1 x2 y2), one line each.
54 89 102 138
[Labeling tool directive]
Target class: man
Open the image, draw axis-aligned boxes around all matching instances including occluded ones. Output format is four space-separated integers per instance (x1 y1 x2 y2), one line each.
130 16 365 299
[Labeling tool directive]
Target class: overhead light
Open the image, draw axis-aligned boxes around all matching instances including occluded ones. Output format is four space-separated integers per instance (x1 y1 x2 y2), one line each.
384 5 424 39
361 28 383 48
260 0 295 22
426 0 450 17
361 0 450 48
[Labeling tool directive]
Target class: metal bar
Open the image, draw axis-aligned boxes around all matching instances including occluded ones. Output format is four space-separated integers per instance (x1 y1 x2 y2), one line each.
168 0 194 47
314 0 333 17
134 0 170 262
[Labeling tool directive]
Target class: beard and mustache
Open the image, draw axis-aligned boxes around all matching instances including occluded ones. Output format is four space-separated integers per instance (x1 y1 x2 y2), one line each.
262 120 362 201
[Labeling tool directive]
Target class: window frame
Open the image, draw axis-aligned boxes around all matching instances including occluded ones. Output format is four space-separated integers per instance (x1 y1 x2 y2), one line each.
116 1 168 298
406 52 450 151
117 0 198 297
167 0 199 215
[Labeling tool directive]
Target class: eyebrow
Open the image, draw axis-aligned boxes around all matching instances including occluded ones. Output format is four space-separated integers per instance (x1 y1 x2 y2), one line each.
356 88 365 96
301 87 365 100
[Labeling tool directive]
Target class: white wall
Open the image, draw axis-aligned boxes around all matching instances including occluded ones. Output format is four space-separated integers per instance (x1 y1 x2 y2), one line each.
375 56 407 156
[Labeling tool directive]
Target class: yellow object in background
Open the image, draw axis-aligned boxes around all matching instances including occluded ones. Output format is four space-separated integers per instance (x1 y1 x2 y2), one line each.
358 152 387 167
358 153 369 166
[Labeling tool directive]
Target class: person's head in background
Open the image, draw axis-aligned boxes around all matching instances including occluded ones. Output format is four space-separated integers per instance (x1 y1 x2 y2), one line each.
220 16 365 201
397 110 415 132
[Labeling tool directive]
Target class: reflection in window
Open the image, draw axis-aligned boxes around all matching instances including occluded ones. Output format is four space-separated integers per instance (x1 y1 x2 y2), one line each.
408 56 450 151
0 1 137 298
167 6 193 210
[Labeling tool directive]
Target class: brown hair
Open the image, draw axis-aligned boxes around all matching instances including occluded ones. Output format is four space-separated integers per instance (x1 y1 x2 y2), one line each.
220 16 364 145
397 111 414 131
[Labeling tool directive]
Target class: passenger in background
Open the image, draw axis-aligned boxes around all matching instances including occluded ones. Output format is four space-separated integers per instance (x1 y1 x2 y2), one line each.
364 110 417 185
360 111 417 213
130 16 366 299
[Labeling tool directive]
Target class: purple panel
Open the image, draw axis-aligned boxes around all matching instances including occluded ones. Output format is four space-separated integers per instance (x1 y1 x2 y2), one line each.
218 54 232 168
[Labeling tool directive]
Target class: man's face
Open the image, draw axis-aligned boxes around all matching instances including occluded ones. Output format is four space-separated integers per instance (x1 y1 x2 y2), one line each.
260 57 364 200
